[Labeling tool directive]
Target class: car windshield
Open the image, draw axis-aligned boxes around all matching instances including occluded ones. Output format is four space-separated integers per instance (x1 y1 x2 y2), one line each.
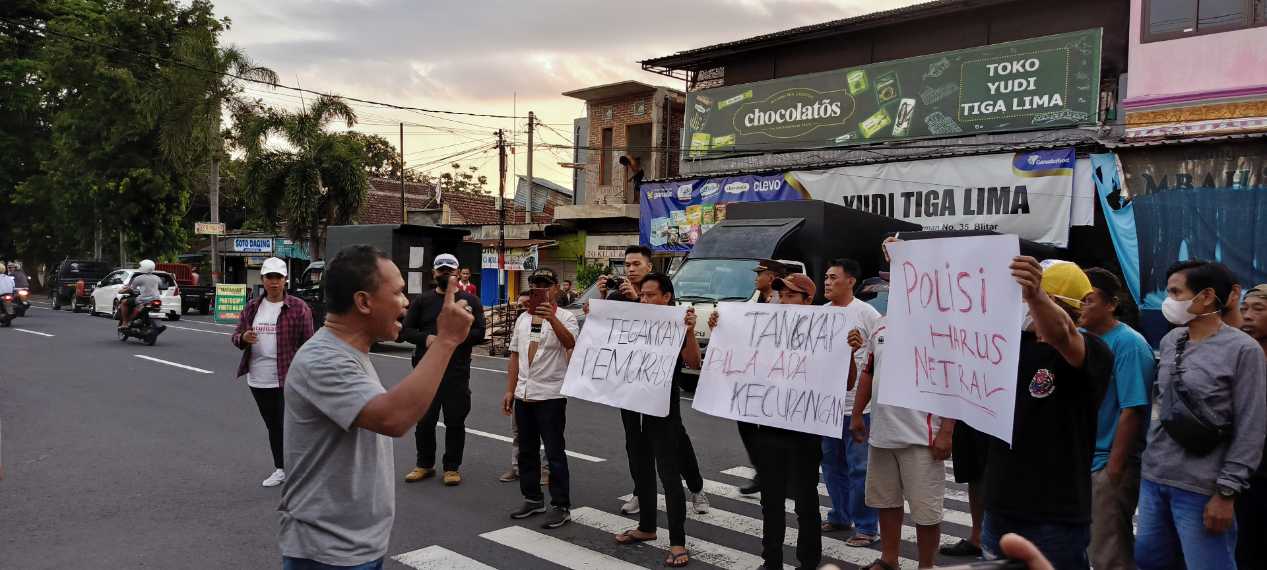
672 259 760 302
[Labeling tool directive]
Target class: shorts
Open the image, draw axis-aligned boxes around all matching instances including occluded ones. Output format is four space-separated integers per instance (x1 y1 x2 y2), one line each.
864 445 945 526
951 423 989 484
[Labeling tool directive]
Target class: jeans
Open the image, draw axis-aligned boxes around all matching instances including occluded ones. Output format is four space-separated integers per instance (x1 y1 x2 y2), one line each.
515 398 570 508
250 386 284 469
754 427 822 569
1135 479 1239 570
626 406 687 545
282 557 383 570
822 414 877 534
982 511 1090 570
414 374 471 471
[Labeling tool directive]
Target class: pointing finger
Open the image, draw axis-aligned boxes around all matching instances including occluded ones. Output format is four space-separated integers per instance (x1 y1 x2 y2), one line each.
443 276 457 305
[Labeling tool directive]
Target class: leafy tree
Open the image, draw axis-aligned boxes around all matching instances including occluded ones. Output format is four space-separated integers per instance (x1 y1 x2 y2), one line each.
438 162 489 194
344 131 428 183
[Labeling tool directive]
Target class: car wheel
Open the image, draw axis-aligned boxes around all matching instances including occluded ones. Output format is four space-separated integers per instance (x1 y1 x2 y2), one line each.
167 312 180 322
52 294 62 310
144 332 158 346
111 299 119 320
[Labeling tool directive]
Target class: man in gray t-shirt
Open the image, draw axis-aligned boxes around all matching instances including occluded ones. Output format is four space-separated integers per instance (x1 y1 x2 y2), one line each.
278 245 473 569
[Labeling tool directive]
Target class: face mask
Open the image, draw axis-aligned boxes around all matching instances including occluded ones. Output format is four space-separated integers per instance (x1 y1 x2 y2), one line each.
1162 295 1201 325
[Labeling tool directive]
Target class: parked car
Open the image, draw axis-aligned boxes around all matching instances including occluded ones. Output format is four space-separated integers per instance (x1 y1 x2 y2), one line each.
48 258 113 312
89 269 182 321
290 260 324 330
156 263 214 314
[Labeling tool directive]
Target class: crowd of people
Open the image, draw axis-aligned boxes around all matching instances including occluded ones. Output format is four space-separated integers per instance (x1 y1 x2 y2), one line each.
229 237 1267 570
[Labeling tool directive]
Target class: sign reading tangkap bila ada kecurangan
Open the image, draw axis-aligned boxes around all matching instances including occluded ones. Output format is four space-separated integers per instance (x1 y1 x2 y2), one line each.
685 29 1101 157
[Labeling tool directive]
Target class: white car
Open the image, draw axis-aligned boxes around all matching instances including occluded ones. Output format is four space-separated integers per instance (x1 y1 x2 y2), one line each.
90 269 182 321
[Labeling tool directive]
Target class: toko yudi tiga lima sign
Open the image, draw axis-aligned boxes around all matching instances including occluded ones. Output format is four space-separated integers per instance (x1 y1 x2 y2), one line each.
876 234 1023 444
561 300 688 417
692 303 861 438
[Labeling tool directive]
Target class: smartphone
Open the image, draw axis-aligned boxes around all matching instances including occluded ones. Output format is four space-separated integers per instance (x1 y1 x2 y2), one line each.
937 560 1028 570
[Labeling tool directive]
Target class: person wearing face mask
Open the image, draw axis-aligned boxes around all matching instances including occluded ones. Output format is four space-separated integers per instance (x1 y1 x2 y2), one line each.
1135 260 1267 570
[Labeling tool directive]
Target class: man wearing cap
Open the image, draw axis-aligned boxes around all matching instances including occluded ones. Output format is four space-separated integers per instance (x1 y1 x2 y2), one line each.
502 267 578 529
402 253 486 486
979 258 1114 569
1238 284 1267 570
750 259 786 304
231 257 315 488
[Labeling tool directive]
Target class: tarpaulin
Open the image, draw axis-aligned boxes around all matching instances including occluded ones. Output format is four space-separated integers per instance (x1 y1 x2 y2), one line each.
639 173 804 253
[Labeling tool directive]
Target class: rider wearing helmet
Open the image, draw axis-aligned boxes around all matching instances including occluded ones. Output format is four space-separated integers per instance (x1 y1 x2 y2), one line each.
119 259 163 329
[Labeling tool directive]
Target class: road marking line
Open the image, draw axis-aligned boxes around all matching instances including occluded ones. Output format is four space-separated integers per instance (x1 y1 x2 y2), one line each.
570 506 782 570
479 526 645 570
14 328 53 337
393 545 498 570
631 492 921 569
164 324 232 336
134 355 213 374
436 422 604 463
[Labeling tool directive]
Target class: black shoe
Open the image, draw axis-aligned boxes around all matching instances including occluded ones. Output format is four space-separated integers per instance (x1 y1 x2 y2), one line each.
510 501 547 520
541 506 571 529
739 476 761 495
939 539 983 557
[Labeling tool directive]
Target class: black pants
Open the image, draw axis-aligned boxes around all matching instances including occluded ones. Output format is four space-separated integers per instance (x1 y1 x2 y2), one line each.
624 407 690 546
753 427 822 569
515 398 570 508
414 374 471 471
737 420 760 474
249 387 284 469
624 411 703 496
1237 476 1267 569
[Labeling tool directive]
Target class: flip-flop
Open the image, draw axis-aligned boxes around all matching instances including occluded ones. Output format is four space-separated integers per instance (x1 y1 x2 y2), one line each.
614 530 656 545
664 549 690 567
821 522 854 533
863 558 897 570
846 533 880 547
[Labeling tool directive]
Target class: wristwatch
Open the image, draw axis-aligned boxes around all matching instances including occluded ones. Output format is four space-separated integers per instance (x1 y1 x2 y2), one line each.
1217 485 1238 498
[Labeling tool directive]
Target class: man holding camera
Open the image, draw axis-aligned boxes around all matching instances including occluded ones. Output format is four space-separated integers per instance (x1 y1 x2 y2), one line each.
401 253 487 487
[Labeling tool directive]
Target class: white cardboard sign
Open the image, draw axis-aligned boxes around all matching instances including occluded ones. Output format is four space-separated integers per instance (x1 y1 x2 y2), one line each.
561 300 688 417
876 234 1023 444
693 302 859 437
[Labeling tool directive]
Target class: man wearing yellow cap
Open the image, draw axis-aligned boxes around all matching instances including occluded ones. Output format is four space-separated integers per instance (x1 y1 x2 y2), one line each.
978 257 1115 570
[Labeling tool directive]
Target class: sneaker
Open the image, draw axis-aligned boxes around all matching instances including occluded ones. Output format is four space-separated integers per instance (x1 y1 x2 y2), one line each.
940 539 983 557
510 501 547 520
620 496 640 515
404 467 435 483
261 469 286 487
739 475 761 495
542 506 571 529
687 490 710 514
498 469 519 483
443 470 462 486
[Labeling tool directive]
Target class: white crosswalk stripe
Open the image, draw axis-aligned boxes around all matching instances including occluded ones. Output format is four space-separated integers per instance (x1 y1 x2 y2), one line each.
393 545 499 569
479 526 646 569
570 506 785 570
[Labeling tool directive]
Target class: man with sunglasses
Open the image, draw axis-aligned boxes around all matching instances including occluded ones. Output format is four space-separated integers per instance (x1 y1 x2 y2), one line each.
402 253 486 487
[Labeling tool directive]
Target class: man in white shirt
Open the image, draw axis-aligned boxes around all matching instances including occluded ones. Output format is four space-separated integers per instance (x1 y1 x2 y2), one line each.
819 258 883 546
501 267 578 530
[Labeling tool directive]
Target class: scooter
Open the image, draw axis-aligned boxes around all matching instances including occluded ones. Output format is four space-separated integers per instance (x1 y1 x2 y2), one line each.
13 288 29 317
0 293 16 327
117 292 166 346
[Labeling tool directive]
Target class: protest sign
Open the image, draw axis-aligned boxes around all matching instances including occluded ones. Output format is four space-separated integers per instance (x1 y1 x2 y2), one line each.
692 303 858 437
561 300 688 417
876 234 1023 444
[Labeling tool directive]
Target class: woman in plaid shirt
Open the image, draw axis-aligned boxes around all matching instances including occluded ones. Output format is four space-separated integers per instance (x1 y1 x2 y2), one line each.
231 257 315 488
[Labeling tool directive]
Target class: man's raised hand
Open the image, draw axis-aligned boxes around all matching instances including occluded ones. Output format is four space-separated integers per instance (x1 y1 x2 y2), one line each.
435 276 474 346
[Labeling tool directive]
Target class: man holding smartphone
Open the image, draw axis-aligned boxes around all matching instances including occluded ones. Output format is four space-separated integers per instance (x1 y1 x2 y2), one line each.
401 253 486 487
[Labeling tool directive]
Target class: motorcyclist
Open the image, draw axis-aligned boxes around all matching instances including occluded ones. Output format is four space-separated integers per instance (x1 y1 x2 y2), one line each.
119 259 162 330
0 269 15 319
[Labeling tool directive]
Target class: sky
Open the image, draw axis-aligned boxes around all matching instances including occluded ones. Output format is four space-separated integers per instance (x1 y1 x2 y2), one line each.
214 0 923 192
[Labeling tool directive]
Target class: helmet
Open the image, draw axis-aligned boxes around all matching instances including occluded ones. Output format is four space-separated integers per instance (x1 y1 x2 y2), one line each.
138 259 156 274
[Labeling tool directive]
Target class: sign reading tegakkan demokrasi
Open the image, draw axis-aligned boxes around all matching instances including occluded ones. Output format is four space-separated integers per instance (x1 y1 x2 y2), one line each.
788 148 1079 246
639 173 805 253
684 29 1101 157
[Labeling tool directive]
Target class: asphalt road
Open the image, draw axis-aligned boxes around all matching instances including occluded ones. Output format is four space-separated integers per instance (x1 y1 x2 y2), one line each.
0 301 981 569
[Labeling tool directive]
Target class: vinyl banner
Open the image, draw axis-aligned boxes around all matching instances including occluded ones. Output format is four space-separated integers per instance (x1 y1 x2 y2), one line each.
685 29 1101 157
639 173 804 253
788 149 1077 246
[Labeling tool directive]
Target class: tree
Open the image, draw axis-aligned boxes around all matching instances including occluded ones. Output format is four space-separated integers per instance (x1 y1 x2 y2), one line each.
438 162 489 194
344 132 427 183
236 95 369 259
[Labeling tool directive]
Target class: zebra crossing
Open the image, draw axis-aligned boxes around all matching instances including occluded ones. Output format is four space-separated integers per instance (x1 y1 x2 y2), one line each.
390 465 979 570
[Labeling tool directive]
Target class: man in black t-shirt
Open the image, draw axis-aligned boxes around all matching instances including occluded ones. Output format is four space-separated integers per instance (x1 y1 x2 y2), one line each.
979 259 1112 570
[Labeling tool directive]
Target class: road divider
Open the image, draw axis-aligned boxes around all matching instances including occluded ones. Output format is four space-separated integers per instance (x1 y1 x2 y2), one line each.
134 354 213 374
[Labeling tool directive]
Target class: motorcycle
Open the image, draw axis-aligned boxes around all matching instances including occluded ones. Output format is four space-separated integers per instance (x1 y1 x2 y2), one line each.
117 291 166 346
13 288 29 317
0 293 16 327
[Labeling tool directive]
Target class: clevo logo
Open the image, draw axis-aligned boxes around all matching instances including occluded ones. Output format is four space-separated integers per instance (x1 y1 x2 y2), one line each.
724 181 750 194
677 184 695 201
699 183 721 198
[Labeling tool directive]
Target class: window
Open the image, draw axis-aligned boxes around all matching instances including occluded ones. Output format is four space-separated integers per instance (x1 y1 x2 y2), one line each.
599 128 614 186
1143 0 1265 42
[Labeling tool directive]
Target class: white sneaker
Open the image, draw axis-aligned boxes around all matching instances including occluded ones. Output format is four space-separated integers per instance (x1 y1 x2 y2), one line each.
261 469 286 487
620 496 640 515
688 491 710 514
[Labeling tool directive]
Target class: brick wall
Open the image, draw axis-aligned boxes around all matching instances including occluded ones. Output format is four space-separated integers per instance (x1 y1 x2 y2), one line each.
585 94 653 206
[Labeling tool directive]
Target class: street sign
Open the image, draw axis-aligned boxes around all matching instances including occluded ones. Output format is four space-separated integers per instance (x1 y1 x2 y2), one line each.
213 284 248 324
232 238 273 253
195 222 226 235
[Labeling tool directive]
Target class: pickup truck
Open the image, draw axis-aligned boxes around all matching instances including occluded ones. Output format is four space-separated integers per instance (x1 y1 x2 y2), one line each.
156 263 214 314
49 258 114 312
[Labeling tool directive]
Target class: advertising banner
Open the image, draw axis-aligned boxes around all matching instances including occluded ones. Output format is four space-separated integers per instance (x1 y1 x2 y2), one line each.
789 149 1079 246
213 284 248 324
685 29 1101 157
480 246 539 271
561 300 689 417
232 238 273 253
877 235 1024 444
639 173 804 253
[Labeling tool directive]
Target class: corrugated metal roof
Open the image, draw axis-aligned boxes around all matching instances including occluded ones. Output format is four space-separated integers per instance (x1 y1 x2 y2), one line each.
1106 132 1267 148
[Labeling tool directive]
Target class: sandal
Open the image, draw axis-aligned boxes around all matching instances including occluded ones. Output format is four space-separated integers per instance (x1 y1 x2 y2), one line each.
863 558 897 570
846 533 880 547
614 530 655 545
664 548 690 567
821 521 853 533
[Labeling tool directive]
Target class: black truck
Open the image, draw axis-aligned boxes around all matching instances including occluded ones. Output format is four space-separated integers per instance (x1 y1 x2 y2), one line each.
49 258 114 312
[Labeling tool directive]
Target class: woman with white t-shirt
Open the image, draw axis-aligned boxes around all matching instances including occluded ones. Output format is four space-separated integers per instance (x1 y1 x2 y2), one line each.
230 257 314 487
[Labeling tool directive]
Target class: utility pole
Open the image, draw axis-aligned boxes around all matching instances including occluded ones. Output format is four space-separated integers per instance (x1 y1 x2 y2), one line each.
497 129 507 306
209 99 222 285
525 111 534 224
399 122 407 224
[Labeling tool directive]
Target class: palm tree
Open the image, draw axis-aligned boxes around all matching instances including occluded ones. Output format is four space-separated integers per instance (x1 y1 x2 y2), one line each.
236 95 369 259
